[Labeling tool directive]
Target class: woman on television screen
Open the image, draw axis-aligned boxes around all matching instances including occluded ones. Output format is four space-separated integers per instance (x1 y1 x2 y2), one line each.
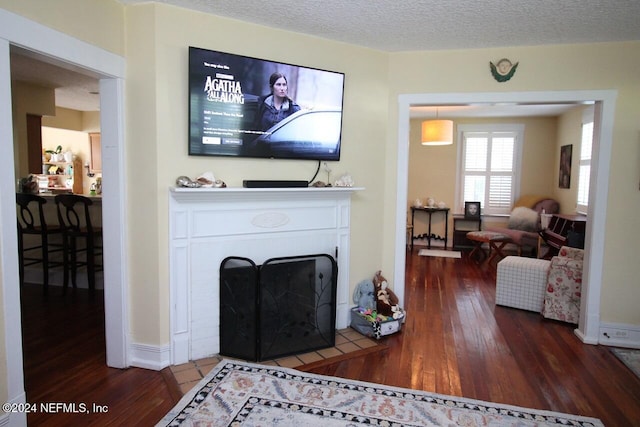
255 72 301 131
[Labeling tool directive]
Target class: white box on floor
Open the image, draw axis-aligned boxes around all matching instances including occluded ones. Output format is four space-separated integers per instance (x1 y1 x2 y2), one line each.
496 256 550 312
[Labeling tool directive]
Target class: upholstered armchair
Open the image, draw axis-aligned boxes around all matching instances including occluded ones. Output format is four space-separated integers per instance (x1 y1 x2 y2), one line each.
541 246 584 324
486 195 559 256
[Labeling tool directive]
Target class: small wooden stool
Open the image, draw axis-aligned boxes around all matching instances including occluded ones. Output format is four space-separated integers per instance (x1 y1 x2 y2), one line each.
466 231 513 264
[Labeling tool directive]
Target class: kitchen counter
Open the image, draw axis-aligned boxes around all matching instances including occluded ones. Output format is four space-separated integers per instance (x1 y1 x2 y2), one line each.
33 192 103 227
38 192 102 202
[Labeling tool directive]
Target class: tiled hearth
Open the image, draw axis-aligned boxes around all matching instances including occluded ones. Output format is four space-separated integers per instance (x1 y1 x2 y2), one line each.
170 328 378 394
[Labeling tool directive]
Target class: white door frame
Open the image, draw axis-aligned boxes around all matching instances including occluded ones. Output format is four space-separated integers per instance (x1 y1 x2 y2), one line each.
0 8 128 422
394 90 616 345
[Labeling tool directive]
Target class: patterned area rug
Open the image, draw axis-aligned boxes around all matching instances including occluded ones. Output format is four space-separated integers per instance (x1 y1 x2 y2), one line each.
157 359 604 426
611 347 640 379
419 249 462 258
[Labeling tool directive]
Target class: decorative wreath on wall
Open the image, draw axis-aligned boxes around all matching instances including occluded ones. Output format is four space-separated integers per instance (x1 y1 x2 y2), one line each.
490 58 519 82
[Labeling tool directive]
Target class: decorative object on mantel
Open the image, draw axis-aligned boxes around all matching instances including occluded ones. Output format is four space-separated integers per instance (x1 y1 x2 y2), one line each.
310 180 329 187
323 161 332 183
195 172 216 187
334 173 354 187
437 200 447 208
490 58 519 82
175 176 201 188
175 173 226 188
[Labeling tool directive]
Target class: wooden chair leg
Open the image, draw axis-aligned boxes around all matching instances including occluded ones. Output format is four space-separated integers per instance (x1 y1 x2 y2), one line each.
17 232 25 288
42 234 49 295
62 234 70 294
87 236 96 294
70 237 79 290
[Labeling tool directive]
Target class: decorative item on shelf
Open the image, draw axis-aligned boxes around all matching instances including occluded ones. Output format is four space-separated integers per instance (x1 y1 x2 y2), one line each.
437 201 447 208
311 181 328 187
84 161 95 177
413 198 422 207
45 145 63 162
489 58 519 82
18 175 39 194
426 197 435 207
421 108 453 146
334 173 354 187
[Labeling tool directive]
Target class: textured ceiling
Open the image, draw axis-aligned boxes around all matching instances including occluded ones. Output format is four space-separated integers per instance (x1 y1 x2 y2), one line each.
121 0 640 52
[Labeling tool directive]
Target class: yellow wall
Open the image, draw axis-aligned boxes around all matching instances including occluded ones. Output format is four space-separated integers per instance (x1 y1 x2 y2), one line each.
11 81 56 178
552 105 591 213
2 3 640 407
124 3 389 344
0 0 124 56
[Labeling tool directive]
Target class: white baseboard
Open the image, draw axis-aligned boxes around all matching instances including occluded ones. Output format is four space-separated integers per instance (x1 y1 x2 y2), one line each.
599 322 640 349
0 392 27 426
129 342 171 370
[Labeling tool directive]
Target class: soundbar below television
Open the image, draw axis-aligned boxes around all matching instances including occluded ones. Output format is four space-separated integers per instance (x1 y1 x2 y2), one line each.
189 46 345 161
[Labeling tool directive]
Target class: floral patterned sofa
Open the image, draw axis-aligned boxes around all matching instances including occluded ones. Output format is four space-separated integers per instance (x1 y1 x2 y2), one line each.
541 246 584 324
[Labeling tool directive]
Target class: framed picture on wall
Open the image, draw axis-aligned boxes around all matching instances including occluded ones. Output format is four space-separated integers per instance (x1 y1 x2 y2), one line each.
559 144 572 189
464 201 481 219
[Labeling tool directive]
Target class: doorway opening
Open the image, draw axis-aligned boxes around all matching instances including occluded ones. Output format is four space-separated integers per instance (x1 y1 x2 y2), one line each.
1 9 128 411
393 91 616 345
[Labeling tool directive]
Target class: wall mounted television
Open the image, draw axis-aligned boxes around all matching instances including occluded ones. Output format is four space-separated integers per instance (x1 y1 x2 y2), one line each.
189 46 345 161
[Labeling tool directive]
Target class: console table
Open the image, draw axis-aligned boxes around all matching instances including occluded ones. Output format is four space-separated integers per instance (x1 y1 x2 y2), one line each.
410 206 449 250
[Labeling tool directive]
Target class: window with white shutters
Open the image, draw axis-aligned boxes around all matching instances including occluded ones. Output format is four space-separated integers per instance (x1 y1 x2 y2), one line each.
457 125 523 216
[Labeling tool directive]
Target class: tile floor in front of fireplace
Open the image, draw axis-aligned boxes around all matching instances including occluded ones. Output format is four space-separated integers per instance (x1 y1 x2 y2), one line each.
170 328 379 394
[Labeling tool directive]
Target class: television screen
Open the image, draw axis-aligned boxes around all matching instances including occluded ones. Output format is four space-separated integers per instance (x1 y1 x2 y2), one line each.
188 46 345 161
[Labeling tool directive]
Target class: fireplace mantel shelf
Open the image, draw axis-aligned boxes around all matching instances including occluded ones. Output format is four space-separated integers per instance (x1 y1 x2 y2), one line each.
170 186 364 199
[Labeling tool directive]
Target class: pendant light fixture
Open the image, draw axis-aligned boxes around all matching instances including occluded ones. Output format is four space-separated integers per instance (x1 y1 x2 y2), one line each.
421 108 453 146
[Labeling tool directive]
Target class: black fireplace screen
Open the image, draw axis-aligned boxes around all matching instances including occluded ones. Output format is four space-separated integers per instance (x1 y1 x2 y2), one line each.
220 253 337 361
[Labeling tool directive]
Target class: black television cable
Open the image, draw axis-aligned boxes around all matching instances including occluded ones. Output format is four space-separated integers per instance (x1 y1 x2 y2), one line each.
308 160 321 184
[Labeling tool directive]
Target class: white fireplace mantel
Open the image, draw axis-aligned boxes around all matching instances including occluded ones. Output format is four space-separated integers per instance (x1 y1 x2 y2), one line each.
169 186 363 364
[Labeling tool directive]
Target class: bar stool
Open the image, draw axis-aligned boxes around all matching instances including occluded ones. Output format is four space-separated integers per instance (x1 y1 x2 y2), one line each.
16 193 64 295
54 194 102 294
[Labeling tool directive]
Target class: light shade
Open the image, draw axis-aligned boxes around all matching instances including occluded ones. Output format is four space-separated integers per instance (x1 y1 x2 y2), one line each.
421 119 453 146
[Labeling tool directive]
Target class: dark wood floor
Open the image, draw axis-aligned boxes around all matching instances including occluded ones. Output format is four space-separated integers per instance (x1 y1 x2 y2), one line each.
21 250 640 426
